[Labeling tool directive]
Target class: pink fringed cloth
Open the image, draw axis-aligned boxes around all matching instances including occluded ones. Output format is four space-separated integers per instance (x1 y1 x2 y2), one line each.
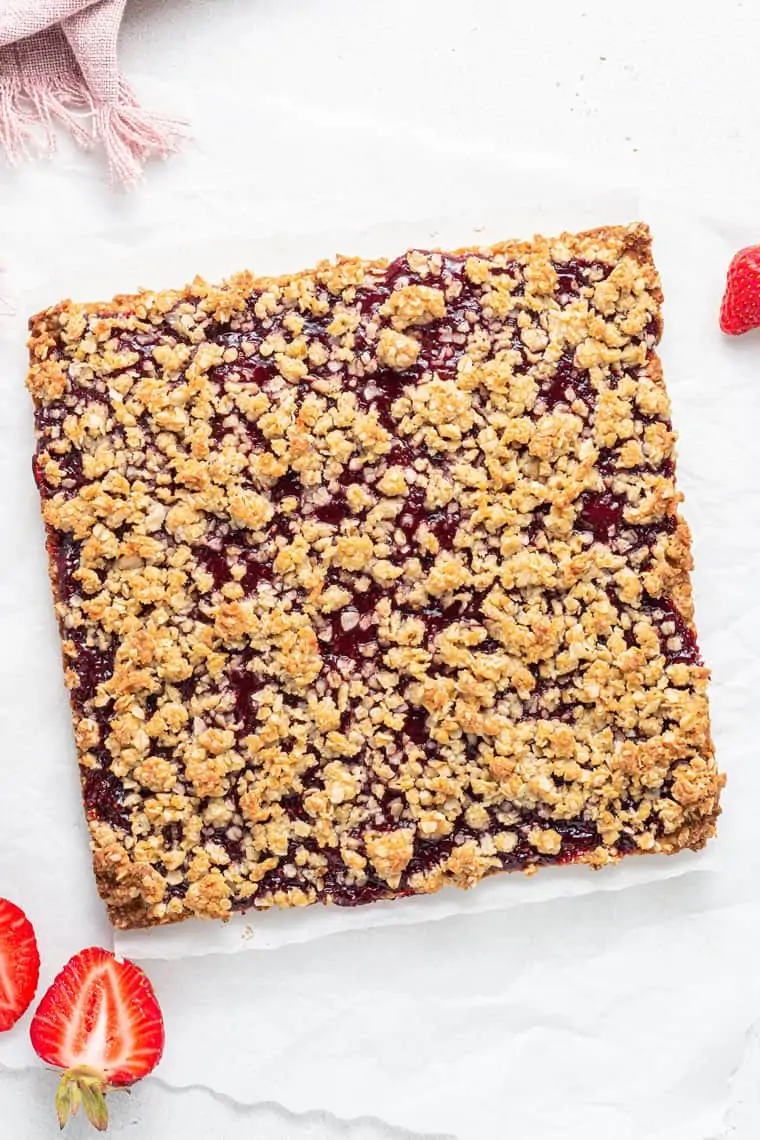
0 0 187 185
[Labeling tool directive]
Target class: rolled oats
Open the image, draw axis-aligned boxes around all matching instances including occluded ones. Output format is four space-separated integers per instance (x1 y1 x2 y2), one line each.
27 223 723 930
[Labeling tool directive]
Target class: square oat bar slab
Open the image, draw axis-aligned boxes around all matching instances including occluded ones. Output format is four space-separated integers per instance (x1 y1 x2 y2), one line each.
27 223 723 930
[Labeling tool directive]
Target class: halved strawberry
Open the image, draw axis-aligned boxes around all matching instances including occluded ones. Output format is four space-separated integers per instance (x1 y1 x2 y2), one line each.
0 898 40 1031
30 947 164 1132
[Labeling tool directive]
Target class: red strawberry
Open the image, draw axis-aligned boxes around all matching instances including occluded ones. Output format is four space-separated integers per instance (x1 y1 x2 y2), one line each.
30 947 164 1132
0 898 40 1031
720 245 760 334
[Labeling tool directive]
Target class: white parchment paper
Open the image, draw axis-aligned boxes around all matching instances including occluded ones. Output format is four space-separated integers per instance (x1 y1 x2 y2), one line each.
0 161 754 1139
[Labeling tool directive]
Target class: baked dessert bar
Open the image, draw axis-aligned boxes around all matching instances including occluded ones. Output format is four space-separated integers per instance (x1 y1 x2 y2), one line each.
27 223 723 930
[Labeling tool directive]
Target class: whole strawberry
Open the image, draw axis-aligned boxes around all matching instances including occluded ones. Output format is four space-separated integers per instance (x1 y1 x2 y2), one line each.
30 947 164 1132
720 245 760 335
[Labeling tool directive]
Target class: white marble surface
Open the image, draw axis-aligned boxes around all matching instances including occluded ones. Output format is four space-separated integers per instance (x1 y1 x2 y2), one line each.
1 1 760 1137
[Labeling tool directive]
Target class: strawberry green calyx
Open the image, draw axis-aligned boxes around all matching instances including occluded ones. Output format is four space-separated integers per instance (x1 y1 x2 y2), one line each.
54 1067 111 1132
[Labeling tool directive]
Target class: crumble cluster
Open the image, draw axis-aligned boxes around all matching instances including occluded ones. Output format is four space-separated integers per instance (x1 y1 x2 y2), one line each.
27 222 723 930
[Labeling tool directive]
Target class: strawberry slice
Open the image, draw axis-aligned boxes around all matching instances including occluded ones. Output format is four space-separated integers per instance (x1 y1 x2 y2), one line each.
30 947 164 1132
0 898 40 1031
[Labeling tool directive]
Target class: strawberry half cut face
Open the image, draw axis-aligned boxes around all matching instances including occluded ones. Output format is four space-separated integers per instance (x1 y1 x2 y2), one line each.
30 947 164 1132
0 898 40 1031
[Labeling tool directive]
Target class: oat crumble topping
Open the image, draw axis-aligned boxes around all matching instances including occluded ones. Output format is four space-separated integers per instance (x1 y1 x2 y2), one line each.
27 223 723 930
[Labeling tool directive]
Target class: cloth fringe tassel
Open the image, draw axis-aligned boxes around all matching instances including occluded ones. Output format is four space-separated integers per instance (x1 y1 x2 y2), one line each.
0 73 187 186
94 81 188 187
